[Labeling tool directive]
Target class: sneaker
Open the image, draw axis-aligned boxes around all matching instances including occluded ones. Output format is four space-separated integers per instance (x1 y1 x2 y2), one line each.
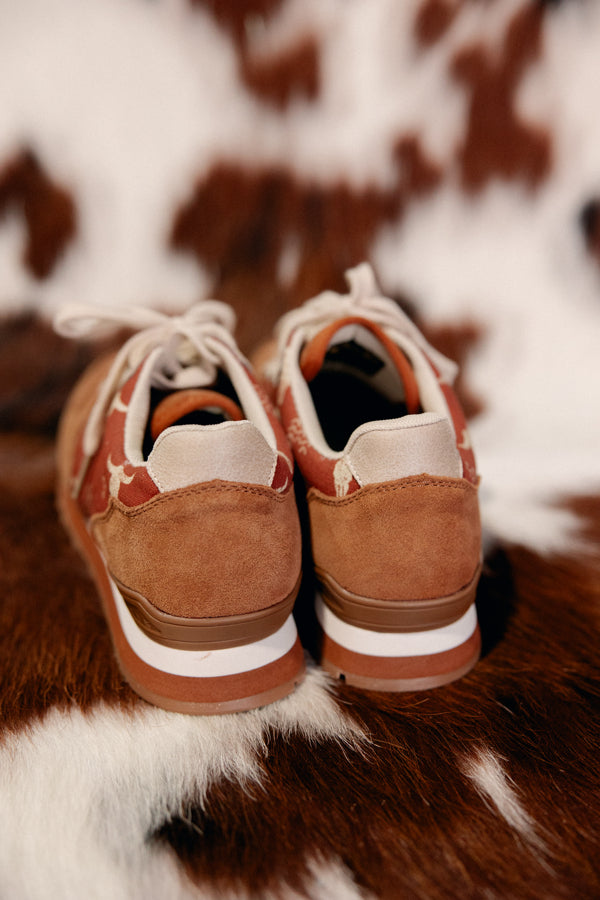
54 301 304 714
264 263 482 692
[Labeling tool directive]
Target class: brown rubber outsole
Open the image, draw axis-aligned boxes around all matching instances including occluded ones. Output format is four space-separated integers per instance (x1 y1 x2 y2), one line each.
320 626 481 692
115 573 301 651
316 565 482 633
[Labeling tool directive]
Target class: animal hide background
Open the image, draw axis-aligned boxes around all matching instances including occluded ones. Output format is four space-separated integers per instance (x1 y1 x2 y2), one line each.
1 0 599 897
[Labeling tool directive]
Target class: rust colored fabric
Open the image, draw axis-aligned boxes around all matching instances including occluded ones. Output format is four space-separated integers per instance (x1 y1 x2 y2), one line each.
308 474 481 601
55 352 115 490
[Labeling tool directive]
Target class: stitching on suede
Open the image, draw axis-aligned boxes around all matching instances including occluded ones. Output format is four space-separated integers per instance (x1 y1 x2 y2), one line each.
95 480 288 524
308 476 475 508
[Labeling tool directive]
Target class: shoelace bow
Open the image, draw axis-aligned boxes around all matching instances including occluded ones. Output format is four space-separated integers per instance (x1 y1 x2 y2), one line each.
55 300 238 458
272 263 458 385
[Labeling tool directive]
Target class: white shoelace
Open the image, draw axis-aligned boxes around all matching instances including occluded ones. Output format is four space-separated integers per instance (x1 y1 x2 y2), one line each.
272 263 458 384
55 300 238 458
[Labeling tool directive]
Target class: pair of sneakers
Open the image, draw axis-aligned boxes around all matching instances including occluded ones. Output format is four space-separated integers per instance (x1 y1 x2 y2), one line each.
55 264 482 715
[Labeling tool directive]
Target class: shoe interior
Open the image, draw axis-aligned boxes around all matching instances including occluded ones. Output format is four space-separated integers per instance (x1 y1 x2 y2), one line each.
142 369 243 459
307 339 420 452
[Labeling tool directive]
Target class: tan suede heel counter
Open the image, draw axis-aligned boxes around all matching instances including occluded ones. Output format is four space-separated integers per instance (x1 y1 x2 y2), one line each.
91 480 302 619
308 475 481 602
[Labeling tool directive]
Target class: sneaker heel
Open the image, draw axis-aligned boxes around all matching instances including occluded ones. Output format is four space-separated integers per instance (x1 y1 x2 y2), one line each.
59 484 305 714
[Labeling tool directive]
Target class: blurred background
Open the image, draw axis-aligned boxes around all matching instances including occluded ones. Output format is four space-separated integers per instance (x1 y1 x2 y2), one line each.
2 0 599 551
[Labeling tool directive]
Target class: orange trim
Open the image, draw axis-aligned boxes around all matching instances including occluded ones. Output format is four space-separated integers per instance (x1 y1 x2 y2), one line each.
151 388 244 440
299 316 420 414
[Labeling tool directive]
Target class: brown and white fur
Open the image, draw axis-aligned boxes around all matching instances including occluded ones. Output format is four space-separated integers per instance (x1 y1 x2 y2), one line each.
1 1 599 897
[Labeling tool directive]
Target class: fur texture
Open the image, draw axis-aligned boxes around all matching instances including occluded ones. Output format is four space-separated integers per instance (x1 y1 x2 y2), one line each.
1 0 599 897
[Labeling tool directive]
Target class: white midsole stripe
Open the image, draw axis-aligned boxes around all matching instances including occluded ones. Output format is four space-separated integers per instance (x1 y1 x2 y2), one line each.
316 595 478 657
111 578 298 677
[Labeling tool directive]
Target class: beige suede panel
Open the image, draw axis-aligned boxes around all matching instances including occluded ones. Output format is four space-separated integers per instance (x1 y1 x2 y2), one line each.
308 475 481 601
91 480 301 618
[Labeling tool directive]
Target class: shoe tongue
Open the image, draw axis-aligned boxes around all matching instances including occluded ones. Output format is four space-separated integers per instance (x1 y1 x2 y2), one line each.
150 389 244 440
299 316 420 414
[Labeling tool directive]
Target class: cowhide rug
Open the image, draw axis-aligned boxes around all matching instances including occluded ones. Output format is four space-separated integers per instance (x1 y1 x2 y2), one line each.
1 1 599 897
